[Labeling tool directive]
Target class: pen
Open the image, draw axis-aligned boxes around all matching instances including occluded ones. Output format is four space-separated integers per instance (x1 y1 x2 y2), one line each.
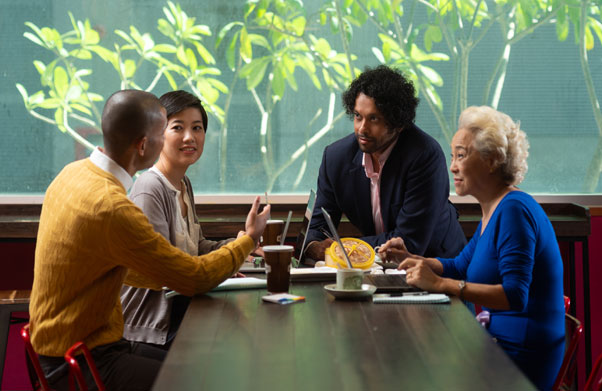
389 291 429 297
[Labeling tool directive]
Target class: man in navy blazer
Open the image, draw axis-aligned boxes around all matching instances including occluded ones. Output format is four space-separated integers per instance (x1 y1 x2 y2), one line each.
305 65 465 261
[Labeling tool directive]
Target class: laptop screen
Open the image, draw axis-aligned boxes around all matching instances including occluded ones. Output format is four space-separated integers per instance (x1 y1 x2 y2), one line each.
294 189 316 262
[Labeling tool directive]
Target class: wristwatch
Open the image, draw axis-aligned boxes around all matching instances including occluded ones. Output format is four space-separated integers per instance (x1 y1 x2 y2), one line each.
458 280 466 301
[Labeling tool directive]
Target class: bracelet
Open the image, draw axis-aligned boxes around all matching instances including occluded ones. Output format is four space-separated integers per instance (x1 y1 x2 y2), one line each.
458 280 466 301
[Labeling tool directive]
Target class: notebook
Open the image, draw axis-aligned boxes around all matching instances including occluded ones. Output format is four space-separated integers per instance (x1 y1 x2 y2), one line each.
372 293 450 304
364 274 425 294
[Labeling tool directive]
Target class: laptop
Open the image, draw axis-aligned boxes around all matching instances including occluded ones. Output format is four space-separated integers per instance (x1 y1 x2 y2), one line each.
294 189 316 265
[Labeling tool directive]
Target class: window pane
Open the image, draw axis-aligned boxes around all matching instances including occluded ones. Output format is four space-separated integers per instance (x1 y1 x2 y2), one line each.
1 0 601 195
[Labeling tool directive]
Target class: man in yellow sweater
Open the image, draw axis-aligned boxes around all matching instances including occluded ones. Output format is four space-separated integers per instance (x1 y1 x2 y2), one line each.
29 90 270 391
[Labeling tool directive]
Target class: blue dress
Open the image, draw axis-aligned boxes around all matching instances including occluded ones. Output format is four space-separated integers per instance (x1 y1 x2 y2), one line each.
438 191 565 390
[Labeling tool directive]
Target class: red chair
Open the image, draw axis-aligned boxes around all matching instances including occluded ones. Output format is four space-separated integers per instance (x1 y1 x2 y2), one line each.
552 313 583 391
20 324 52 391
64 341 105 391
585 353 602 391
564 296 570 314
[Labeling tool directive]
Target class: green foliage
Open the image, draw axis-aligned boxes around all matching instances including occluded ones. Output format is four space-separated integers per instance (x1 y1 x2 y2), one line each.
15 0 602 191
17 1 228 153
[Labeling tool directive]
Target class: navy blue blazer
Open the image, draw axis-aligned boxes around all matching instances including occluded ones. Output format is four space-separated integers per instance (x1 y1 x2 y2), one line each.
307 124 466 258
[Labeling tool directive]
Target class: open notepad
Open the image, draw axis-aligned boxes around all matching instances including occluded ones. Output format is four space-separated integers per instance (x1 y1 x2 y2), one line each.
372 293 450 304
164 277 267 299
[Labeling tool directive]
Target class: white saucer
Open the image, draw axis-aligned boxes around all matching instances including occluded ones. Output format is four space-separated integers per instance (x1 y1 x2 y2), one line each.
324 284 377 300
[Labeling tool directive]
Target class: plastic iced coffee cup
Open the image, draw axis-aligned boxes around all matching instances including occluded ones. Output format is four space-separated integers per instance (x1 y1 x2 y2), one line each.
263 245 293 293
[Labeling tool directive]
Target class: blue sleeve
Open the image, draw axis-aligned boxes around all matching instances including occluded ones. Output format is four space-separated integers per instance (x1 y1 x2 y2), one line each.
496 200 537 312
438 227 479 279
307 146 341 243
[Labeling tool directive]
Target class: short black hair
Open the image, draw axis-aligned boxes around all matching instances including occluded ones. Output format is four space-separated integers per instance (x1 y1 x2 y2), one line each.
342 65 419 131
159 90 208 132
101 89 164 156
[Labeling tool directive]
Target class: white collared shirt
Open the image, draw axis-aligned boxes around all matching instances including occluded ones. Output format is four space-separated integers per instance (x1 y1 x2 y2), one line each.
89 147 133 191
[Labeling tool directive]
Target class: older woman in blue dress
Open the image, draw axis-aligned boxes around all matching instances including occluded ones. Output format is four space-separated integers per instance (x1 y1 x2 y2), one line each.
379 106 565 390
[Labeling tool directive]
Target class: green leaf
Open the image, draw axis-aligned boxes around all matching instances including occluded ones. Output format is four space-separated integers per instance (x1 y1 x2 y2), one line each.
249 33 270 49
195 42 216 64
124 59 136 78
37 98 62 109
556 15 569 41
418 65 443 86
164 70 178 90
54 66 69 98
590 17 602 48
83 26 100 45
55 108 65 131
177 45 188 65
314 38 332 58
72 49 92 60
23 32 44 47
71 103 92 115
372 47 385 64
154 44 177 53
196 79 219 103
87 93 104 102
291 16 306 36
272 67 285 98
208 78 228 93
66 85 83 101
186 48 198 71
41 27 61 49
217 22 240 48
240 27 252 63
15 84 30 107
87 46 115 65
157 18 174 38
240 57 270 89
115 30 136 47
585 25 594 50
29 91 45 106
33 60 46 75
226 34 237 71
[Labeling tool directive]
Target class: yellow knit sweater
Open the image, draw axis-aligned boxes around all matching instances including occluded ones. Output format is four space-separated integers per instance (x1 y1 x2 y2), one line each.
30 159 253 356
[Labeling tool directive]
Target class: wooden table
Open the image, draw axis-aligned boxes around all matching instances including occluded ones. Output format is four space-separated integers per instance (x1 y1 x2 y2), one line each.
0 202 592 373
151 282 536 391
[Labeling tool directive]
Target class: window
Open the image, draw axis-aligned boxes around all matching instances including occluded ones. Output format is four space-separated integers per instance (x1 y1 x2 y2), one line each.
2 0 602 195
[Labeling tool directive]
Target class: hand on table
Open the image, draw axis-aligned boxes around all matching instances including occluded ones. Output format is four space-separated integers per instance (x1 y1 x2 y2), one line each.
378 237 411 262
399 258 443 292
304 239 334 261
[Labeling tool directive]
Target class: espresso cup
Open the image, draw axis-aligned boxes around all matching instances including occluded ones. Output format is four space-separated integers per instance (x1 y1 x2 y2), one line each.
336 268 364 290
263 245 293 293
261 219 284 246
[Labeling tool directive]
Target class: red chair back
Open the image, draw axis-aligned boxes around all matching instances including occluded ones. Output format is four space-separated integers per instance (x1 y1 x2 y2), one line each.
64 341 105 391
552 313 583 391
20 324 52 391
585 353 602 391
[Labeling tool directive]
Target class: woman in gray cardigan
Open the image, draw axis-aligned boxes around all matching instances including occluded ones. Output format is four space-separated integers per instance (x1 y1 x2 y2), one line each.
121 90 240 349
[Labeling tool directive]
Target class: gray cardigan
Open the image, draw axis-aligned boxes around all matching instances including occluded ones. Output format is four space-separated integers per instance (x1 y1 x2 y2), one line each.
120 169 232 345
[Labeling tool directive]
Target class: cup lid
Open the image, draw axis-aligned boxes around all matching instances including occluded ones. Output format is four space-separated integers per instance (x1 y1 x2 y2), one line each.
262 245 294 252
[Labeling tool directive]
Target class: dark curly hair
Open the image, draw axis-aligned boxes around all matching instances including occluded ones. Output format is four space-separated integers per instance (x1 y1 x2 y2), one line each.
159 90 208 132
342 65 419 132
